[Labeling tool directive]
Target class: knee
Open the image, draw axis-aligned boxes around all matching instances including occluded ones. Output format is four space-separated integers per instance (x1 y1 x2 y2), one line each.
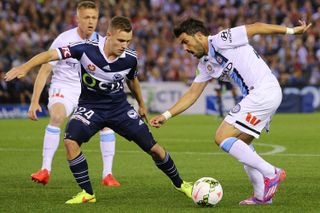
64 139 80 159
149 144 165 161
50 113 65 126
214 130 225 146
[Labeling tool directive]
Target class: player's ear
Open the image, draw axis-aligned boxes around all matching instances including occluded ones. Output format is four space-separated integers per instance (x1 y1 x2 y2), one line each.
195 32 203 40
107 31 112 37
75 15 79 24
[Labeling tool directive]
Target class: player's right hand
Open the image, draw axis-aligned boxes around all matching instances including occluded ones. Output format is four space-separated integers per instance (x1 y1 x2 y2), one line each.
149 115 166 128
4 66 28 81
28 102 42 121
293 20 312 34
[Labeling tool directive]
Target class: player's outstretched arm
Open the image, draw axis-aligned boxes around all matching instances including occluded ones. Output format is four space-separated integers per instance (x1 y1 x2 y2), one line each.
28 63 53 121
4 49 59 81
150 81 208 128
245 20 312 38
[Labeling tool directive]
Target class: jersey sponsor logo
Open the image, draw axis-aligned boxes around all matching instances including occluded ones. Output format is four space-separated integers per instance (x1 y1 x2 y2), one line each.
82 73 124 92
87 64 96 72
220 29 232 43
127 109 138 119
219 62 233 81
245 113 261 126
61 47 71 58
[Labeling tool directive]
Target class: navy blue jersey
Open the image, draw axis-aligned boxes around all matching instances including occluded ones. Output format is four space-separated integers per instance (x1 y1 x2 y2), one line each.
56 36 138 109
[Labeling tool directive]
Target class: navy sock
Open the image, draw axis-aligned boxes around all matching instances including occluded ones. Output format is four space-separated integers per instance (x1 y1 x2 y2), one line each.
155 152 183 188
68 152 93 195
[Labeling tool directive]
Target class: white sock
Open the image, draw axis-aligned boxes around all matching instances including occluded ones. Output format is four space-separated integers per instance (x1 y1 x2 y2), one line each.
220 137 276 178
41 125 60 172
100 129 116 178
243 144 264 200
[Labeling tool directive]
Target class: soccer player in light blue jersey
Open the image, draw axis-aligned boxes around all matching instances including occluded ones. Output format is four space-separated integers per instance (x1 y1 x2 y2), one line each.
150 18 311 205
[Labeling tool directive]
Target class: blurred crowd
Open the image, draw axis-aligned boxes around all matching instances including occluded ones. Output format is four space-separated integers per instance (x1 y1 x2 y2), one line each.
1 0 320 104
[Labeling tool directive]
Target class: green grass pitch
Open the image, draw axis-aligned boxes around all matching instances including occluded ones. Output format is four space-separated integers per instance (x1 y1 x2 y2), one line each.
0 113 320 212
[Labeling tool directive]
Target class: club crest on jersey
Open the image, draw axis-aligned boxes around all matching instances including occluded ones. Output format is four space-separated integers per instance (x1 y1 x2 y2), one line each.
113 73 124 81
87 64 96 72
231 104 241 113
127 109 138 119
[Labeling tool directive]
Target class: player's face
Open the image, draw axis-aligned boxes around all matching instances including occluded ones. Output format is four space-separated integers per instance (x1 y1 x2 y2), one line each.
178 33 206 59
108 29 133 56
77 8 99 38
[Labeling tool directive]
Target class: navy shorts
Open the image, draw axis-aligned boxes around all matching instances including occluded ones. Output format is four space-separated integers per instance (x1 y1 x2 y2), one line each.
64 101 157 152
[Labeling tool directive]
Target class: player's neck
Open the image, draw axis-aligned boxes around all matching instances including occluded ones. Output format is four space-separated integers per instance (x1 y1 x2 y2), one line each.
77 28 91 40
203 36 209 54
104 39 117 61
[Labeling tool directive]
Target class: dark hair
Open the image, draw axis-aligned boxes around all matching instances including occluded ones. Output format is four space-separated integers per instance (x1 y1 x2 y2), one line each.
109 16 132 32
77 1 97 10
174 18 209 37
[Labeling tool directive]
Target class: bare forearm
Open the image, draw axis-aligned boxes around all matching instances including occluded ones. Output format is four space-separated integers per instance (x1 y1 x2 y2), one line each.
22 50 58 73
246 21 312 38
167 81 208 117
127 78 145 107
168 91 198 117
246 23 286 37
31 63 52 103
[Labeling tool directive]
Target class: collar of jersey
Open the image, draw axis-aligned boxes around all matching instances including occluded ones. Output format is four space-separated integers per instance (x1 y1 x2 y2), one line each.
99 37 126 63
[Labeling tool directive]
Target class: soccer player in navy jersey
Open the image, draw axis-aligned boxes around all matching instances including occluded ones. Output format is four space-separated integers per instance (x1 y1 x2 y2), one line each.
28 0 120 187
5 16 192 204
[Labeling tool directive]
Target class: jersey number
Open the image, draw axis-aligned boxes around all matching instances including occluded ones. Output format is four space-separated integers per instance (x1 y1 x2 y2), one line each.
74 107 94 120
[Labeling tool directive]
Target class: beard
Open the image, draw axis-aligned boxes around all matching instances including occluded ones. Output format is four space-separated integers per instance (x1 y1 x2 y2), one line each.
193 38 206 58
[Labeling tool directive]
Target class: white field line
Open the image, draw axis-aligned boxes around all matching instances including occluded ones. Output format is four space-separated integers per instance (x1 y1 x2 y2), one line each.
0 141 319 157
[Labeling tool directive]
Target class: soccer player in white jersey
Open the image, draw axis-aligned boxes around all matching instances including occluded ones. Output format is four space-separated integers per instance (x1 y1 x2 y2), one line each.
150 18 311 204
28 1 120 187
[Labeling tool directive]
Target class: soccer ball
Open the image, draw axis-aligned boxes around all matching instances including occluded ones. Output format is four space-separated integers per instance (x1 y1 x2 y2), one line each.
192 177 223 207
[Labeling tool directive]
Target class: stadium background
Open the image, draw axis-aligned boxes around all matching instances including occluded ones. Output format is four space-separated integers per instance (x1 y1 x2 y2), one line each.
1 1 320 212
1 0 320 116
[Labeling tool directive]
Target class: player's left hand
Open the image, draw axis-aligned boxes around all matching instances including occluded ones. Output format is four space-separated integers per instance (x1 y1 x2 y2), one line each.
293 20 312 34
4 66 28 81
149 115 166 128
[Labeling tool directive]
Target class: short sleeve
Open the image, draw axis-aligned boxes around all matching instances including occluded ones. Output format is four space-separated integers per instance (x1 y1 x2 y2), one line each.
193 62 213 83
48 36 62 66
56 42 85 61
210 25 249 49
126 57 138 80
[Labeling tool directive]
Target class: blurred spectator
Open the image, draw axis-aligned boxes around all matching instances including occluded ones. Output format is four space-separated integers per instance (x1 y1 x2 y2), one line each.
1 0 320 105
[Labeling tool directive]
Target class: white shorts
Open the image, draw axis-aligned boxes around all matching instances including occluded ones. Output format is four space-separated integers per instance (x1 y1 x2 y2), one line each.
47 84 81 117
224 83 282 138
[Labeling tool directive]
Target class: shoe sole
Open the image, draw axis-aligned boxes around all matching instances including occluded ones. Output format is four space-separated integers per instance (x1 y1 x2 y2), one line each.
31 177 49 185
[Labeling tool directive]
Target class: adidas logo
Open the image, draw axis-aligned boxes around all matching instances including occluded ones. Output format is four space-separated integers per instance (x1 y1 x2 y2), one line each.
103 65 111 71
139 119 144 125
